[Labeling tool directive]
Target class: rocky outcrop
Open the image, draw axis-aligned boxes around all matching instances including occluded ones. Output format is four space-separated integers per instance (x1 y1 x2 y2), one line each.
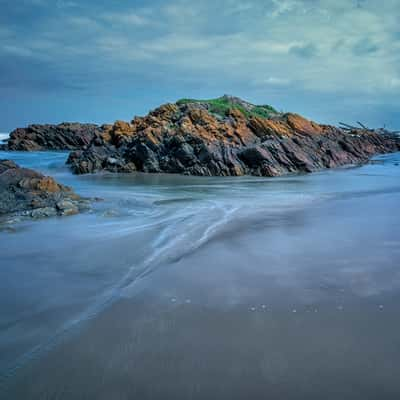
0 159 89 219
67 97 400 177
5 123 103 151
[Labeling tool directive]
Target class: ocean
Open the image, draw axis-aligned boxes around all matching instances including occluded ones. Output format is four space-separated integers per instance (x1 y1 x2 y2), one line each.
1 150 400 399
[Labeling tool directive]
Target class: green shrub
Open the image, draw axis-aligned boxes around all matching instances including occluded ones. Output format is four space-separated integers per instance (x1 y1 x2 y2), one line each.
176 97 278 119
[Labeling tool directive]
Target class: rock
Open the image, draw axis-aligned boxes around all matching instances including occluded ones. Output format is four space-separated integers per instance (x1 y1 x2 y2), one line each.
5 123 104 151
30 207 58 219
0 159 89 220
65 96 400 177
56 200 79 216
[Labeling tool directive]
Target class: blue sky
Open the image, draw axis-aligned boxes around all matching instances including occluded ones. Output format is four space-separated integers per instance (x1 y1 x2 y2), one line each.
0 0 399 131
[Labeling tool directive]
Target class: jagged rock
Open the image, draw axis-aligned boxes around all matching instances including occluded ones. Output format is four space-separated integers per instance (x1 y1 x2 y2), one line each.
0 159 89 220
6 123 104 151
63 96 400 177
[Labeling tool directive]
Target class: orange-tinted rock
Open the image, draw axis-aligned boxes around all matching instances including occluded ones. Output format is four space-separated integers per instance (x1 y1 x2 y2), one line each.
109 120 135 145
249 117 293 138
285 113 323 135
100 124 113 142
36 177 63 193
67 97 400 177
0 159 89 218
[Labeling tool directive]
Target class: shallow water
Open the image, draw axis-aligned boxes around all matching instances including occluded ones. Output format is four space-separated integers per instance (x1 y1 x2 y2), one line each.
1 150 400 399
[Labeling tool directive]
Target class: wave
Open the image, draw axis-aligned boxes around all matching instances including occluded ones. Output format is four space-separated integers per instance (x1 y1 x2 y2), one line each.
0 133 9 143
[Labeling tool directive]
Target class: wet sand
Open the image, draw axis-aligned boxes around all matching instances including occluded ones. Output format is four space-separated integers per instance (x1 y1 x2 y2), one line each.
5 296 400 400
3 183 400 399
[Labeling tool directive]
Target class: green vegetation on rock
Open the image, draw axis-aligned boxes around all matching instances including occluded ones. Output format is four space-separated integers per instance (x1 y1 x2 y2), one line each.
176 95 278 119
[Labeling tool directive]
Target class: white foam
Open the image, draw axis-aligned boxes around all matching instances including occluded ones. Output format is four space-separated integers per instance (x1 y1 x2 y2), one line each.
0 133 9 143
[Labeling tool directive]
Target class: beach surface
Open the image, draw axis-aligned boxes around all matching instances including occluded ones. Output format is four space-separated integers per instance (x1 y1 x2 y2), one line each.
1 150 400 399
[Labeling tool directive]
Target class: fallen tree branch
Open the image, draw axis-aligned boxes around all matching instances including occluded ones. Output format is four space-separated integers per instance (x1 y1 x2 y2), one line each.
339 122 359 130
339 122 400 137
357 121 369 130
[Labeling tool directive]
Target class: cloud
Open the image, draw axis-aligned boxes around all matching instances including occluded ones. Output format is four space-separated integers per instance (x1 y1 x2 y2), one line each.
1 44 33 57
0 0 399 129
140 34 212 53
56 0 79 8
101 12 152 26
227 3 254 14
257 77 292 87
352 37 380 55
270 0 300 17
388 77 400 89
289 43 318 58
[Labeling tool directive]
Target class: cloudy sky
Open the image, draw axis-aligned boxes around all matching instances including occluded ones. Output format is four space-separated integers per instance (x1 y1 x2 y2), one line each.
0 0 399 131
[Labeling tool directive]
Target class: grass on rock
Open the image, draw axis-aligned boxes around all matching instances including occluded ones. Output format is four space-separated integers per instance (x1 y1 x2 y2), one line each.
176 97 278 119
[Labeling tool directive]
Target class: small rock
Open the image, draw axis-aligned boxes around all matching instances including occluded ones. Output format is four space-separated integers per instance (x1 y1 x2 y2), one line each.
56 200 79 216
30 207 58 219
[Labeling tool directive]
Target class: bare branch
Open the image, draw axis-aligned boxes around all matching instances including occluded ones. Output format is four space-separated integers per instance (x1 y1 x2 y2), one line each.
357 121 369 130
339 122 359 130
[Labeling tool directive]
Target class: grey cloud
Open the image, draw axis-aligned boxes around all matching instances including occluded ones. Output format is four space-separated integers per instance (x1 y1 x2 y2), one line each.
0 0 399 130
289 43 318 58
352 38 379 55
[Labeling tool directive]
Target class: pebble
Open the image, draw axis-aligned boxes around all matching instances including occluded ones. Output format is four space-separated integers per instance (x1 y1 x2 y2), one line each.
163 299 390 314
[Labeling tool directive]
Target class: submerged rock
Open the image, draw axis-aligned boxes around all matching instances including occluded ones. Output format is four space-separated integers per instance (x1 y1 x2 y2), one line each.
67 96 400 177
0 159 89 220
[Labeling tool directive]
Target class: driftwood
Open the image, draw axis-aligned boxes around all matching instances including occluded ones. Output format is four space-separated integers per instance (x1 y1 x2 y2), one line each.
339 122 400 137
357 121 368 130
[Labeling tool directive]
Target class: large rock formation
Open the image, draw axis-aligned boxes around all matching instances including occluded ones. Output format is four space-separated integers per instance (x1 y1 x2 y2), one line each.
67 96 400 177
0 159 89 219
5 123 103 151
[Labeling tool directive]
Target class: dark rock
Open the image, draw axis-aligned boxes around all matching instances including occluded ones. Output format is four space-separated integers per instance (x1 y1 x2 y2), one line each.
0 159 89 220
6 123 103 151
65 98 400 177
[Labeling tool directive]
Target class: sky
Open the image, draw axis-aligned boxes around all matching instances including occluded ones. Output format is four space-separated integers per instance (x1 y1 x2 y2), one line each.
0 0 399 131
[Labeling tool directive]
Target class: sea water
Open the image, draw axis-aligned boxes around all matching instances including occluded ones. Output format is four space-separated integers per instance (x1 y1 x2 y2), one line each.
1 150 400 399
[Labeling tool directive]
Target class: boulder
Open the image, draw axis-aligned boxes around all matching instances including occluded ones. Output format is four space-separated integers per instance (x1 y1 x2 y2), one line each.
0 159 89 220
